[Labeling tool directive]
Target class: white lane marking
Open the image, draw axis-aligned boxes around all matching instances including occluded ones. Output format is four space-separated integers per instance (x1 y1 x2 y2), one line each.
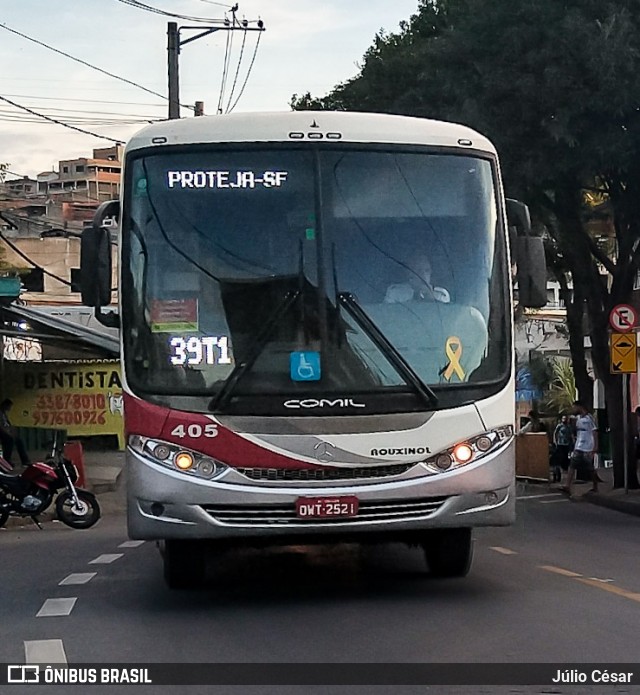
36 598 77 617
59 572 97 586
540 498 570 504
516 493 562 500
24 639 67 664
489 546 517 555
589 577 614 583
89 553 124 564
119 540 145 548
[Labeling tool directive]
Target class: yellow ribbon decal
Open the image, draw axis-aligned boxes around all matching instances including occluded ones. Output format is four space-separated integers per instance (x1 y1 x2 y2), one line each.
443 336 465 381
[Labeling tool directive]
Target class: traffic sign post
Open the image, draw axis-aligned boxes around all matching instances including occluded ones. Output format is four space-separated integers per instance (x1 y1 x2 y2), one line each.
608 307 638 495
610 332 637 374
609 304 638 333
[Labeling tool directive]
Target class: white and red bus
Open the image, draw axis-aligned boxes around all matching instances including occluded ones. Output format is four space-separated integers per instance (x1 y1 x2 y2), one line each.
81 111 545 588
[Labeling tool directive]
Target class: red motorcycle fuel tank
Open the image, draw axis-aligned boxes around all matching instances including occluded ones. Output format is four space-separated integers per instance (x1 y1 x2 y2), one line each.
22 462 57 490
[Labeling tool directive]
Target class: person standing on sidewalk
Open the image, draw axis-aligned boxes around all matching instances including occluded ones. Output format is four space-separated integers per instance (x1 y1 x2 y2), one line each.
0 398 30 469
518 410 544 434
563 401 598 498
552 415 573 483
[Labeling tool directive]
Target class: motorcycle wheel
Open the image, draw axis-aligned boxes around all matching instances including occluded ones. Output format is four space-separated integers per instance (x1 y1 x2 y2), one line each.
55 490 101 529
0 508 8 528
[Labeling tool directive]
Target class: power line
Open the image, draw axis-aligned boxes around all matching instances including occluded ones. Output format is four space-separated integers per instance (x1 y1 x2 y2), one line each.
194 0 233 7
225 27 247 113
3 93 167 108
115 0 222 23
0 228 73 288
217 23 234 114
0 95 125 144
0 104 159 119
0 22 194 111
228 30 262 113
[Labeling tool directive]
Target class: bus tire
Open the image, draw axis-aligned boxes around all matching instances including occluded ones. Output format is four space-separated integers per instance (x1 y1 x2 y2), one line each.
163 540 206 589
422 528 473 578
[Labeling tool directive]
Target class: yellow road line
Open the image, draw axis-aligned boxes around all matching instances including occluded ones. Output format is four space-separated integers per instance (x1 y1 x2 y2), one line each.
540 565 640 603
576 577 640 603
539 565 583 577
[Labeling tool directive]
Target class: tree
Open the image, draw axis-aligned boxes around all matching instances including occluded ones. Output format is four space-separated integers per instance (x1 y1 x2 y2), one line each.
545 358 577 416
293 0 640 487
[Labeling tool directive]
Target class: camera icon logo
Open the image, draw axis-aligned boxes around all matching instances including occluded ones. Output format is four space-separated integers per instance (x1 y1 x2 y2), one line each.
7 665 40 684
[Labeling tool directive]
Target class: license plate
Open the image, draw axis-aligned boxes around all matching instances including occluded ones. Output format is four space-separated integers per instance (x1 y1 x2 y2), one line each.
296 496 359 519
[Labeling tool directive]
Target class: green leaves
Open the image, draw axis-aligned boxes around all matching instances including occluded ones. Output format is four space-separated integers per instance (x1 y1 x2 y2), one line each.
545 358 577 415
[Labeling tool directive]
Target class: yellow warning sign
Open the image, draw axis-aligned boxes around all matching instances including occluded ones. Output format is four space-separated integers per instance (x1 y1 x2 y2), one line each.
610 332 637 374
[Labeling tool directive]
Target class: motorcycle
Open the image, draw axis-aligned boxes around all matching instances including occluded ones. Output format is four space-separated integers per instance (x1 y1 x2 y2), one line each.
0 434 100 529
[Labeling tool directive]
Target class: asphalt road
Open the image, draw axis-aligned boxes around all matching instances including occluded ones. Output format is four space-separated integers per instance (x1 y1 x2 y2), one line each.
2 484 640 694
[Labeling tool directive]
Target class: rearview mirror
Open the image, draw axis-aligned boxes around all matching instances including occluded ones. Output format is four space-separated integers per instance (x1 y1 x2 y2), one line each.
516 236 547 308
506 198 547 309
80 200 119 308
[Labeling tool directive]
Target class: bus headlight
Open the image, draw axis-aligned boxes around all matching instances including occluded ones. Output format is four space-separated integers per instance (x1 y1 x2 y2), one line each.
452 443 473 464
128 435 227 480
424 426 513 473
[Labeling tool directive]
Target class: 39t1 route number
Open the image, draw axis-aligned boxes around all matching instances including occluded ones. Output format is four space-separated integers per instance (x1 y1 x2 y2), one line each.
170 423 218 439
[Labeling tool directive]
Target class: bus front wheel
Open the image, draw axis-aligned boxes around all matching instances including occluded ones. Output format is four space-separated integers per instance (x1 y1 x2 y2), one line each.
421 528 473 578
162 539 206 589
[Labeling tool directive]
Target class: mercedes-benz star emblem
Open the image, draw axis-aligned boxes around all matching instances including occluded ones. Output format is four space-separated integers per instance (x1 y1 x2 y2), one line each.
313 441 336 462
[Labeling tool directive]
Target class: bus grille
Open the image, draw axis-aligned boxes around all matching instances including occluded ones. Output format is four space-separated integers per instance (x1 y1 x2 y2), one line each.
235 463 415 482
201 497 448 526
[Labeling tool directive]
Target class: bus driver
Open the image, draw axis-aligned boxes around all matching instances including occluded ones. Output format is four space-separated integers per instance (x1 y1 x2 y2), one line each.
384 253 451 304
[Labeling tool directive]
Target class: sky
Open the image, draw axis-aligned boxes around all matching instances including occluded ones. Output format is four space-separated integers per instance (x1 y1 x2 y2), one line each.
0 0 420 179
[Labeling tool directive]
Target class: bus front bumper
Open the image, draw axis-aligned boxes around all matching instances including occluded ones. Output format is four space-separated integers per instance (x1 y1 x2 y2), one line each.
126 445 516 542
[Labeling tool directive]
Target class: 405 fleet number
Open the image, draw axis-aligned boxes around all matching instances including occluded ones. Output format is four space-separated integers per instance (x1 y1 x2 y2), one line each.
170 423 218 439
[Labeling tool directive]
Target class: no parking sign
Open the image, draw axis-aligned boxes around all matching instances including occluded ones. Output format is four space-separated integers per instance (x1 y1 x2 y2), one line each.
609 304 637 333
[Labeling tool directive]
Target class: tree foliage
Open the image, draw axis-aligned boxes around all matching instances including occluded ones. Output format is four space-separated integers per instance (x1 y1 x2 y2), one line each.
545 358 577 416
293 0 640 486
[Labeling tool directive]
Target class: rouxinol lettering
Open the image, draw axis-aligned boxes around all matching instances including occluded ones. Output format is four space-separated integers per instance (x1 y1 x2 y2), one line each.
24 371 122 390
370 447 431 456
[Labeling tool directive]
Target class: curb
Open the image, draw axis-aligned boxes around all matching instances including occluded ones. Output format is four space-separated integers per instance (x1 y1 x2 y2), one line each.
90 476 121 495
583 494 640 518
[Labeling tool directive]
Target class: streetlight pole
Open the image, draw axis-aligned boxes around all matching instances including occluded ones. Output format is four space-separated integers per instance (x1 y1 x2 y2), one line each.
166 8 265 120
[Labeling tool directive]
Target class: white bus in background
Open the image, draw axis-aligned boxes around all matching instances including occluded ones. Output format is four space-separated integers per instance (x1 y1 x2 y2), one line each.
81 111 546 588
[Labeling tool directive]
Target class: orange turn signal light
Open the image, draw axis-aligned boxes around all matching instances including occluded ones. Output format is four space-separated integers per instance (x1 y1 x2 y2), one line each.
175 452 195 470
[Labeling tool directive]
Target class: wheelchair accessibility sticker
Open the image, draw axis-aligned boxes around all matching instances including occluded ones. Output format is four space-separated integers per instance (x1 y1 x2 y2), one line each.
290 352 321 381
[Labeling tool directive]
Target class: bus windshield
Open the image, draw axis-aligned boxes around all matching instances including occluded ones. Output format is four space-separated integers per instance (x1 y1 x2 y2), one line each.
122 145 510 414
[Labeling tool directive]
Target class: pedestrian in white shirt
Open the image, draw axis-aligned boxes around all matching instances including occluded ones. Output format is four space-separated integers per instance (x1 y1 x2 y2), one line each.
562 401 598 498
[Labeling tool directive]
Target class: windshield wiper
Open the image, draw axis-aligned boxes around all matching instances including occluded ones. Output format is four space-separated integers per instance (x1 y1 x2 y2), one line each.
337 292 438 408
208 289 301 412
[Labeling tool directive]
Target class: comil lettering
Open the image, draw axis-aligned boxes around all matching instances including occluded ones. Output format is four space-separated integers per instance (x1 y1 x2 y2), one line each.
283 398 366 409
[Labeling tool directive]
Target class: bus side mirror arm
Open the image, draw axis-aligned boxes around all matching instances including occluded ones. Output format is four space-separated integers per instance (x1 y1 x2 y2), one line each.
506 198 547 309
81 199 121 328
95 306 120 329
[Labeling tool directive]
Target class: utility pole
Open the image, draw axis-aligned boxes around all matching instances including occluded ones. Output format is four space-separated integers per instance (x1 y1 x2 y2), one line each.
166 5 265 120
167 22 180 120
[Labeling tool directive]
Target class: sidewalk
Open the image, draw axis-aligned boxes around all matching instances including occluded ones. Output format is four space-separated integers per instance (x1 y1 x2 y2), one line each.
523 466 640 517
566 466 640 517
